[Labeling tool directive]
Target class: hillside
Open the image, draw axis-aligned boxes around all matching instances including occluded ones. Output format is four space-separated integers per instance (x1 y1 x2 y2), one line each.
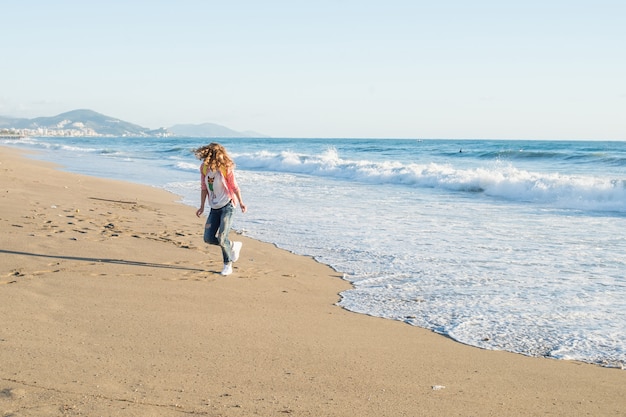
168 122 266 138
0 109 264 138
2 109 165 137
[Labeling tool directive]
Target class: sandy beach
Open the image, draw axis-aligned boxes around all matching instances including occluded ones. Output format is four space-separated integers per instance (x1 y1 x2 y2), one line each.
1 145 625 417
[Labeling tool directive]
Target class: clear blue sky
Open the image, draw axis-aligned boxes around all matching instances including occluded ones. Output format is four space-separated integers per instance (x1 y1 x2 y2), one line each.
2 0 625 139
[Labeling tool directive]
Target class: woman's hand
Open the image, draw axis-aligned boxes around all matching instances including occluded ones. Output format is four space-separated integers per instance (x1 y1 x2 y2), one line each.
240 203 247 214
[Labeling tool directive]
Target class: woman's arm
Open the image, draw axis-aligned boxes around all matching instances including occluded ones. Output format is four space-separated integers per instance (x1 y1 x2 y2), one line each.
235 189 247 213
196 189 208 217
225 169 247 213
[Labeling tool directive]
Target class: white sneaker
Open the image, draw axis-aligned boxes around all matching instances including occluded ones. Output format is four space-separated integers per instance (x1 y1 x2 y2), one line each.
231 241 243 262
221 263 233 276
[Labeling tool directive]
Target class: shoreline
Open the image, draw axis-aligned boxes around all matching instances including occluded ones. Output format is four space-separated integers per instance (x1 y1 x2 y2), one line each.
1 145 625 416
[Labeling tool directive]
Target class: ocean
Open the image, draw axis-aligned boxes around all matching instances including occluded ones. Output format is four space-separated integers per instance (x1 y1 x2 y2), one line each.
3 136 625 369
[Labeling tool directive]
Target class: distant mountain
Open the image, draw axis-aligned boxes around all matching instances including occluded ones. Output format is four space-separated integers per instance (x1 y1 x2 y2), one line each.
168 122 267 138
0 116 15 127
0 109 165 137
0 109 266 138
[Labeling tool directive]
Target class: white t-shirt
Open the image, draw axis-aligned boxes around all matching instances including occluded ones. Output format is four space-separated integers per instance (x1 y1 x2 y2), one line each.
205 170 231 209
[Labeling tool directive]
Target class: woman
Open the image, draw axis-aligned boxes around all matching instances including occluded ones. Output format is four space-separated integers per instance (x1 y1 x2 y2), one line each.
194 142 247 275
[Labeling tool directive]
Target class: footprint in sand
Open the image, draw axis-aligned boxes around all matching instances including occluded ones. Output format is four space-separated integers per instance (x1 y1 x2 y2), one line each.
0 387 27 400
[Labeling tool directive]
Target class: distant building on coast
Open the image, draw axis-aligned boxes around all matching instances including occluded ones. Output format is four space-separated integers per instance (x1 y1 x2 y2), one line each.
0 129 26 139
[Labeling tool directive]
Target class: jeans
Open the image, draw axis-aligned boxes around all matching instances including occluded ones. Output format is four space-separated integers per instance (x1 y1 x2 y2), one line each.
203 201 235 263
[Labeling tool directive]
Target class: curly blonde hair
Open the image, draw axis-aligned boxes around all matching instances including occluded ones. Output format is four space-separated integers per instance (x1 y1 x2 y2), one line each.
193 142 235 172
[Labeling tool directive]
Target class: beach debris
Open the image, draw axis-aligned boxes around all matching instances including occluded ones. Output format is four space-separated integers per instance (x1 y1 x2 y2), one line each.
432 385 446 390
